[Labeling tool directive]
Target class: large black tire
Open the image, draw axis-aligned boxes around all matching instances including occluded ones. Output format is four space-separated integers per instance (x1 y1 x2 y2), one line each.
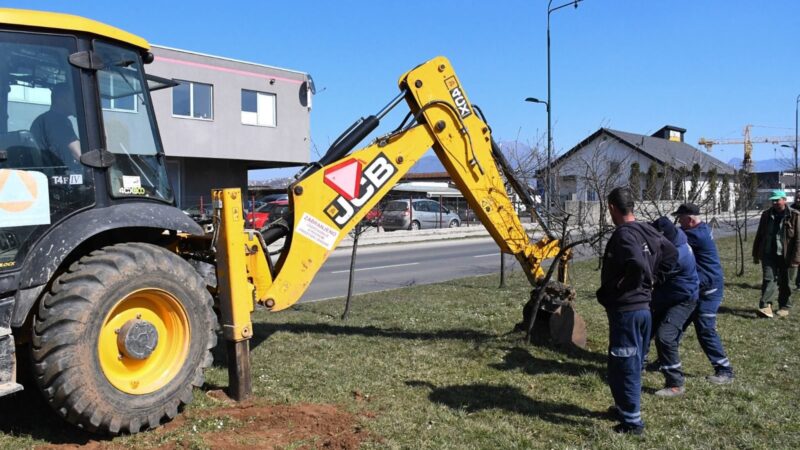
31 243 217 434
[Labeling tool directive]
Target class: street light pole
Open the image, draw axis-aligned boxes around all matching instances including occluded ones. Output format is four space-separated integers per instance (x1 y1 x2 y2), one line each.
544 0 583 221
525 97 548 216
795 94 799 201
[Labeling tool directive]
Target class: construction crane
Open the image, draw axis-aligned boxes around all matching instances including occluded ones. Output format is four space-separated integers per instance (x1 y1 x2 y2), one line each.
698 125 795 172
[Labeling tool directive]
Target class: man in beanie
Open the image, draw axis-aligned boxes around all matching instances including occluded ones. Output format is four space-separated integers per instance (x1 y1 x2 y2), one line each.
673 203 735 384
752 189 800 318
597 188 677 435
649 217 699 397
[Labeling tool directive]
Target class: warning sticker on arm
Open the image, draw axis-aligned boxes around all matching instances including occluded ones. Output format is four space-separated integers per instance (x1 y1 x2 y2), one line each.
296 213 339 250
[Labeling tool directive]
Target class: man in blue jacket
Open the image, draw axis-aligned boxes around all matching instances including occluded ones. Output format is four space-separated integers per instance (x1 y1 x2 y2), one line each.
650 217 699 397
598 188 677 435
673 203 735 384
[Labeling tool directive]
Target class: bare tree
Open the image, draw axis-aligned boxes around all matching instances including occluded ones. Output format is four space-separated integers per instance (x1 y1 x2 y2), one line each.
544 139 627 270
708 168 719 213
341 217 380 320
720 173 731 212
723 169 759 276
645 164 658 202
630 162 641 200
688 163 702 201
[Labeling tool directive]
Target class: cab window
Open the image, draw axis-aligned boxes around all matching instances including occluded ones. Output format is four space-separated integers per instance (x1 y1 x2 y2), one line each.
0 31 94 271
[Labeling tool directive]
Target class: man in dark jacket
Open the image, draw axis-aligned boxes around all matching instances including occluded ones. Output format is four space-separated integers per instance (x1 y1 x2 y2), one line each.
598 188 678 435
649 217 699 397
752 189 800 318
674 203 735 384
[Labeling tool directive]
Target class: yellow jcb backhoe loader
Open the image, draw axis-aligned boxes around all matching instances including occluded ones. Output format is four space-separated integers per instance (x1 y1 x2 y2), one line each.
0 8 584 435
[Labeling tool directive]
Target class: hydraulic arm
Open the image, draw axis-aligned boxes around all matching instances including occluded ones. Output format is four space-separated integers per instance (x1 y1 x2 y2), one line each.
213 56 572 398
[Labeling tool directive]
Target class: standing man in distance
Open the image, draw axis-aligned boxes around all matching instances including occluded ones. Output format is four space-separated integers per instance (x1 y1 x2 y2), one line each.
752 190 800 318
597 187 677 435
674 203 735 384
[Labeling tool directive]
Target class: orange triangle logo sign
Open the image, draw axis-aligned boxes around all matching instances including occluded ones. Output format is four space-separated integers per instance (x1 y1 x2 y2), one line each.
0 169 38 213
323 159 362 201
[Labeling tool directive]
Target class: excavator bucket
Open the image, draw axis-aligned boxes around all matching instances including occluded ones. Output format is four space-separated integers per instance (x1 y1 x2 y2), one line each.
520 280 587 349
548 303 587 349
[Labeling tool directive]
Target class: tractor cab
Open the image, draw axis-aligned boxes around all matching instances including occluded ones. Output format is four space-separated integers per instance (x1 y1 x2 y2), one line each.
0 9 173 274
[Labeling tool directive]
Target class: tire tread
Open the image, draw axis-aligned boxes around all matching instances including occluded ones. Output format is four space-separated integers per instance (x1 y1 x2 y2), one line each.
31 243 217 435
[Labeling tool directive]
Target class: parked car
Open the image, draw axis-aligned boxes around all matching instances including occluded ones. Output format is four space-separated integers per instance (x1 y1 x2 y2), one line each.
457 208 478 223
246 199 290 229
381 199 461 231
361 206 383 227
256 193 288 204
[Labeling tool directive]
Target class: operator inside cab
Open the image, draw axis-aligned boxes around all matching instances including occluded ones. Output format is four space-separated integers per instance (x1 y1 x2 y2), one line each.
30 82 82 171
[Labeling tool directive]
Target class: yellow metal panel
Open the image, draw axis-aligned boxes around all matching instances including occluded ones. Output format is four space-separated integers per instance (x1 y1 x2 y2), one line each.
213 189 254 342
265 125 436 311
0 8 149 50
216 56 563 317
247 232 273 301
400 56 557 285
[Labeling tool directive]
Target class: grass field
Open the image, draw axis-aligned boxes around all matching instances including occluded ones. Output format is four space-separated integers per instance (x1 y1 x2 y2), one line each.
1 236 798 449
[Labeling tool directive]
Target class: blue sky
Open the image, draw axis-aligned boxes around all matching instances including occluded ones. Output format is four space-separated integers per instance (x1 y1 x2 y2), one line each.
12 1 800 177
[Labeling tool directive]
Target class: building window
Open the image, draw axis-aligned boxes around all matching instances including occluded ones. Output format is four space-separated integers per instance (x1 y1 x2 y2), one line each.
172 80 213 119
241 89 276 127
8 85 51 104
99 71 137 112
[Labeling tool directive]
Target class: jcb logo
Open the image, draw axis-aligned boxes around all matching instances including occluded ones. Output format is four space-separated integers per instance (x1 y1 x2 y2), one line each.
324 153 396 228
446 77 472 119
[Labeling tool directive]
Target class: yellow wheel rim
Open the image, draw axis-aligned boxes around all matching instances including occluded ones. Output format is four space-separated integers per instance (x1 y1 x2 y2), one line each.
98 288 190 395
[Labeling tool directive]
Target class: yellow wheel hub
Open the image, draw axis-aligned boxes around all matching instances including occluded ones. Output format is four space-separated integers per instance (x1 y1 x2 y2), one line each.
98 289 190 395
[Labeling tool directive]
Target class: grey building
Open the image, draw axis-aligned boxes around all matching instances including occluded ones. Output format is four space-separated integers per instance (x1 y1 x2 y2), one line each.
146 46 313 208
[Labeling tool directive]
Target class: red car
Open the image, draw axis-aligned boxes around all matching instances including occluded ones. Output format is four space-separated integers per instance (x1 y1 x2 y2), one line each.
246 199 289 229
362 207 382 227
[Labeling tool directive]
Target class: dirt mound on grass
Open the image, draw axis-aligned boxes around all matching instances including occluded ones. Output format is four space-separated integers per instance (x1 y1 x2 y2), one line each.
38 397 370 450
188 400 368 449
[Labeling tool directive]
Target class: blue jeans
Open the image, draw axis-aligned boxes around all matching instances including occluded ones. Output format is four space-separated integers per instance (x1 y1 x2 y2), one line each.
652 299 697 387
607 309 651 427
685 289 733 375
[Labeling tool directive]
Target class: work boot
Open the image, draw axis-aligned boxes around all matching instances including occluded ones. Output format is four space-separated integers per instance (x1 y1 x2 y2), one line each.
606 405 621 421
776 308 790 317
757 305 774 318
707 371 734 385
644 360 661 372
654 386 685 397
613 422 644 435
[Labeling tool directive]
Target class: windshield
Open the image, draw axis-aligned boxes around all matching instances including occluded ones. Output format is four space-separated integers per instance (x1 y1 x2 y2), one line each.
384 201 408 212
94 41 173 202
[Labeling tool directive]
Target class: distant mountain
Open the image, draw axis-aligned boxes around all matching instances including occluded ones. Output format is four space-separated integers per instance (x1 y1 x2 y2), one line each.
728 157 792 172
409 154 445 173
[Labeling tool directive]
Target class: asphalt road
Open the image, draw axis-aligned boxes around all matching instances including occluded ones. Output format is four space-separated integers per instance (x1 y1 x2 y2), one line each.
299 238 517 303
298 217 760 304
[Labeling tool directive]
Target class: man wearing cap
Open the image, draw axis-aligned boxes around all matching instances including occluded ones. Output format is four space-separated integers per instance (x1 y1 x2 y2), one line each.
752 189 800 318
673 203 735 384
649 217 699 397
